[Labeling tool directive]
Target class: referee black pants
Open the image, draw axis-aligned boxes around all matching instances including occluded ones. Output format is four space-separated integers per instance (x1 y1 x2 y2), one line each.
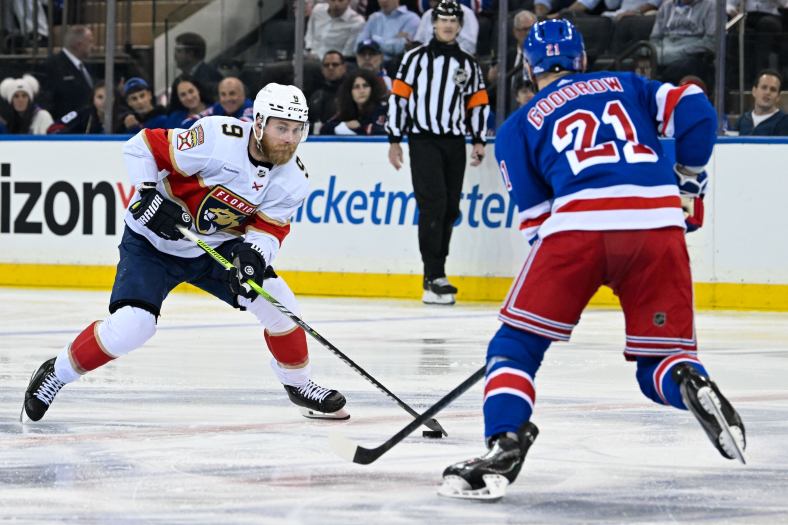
408 134 467 280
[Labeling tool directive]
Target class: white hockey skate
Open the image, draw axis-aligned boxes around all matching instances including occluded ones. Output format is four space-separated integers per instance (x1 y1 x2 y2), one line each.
423 277 457 306
284 379 350 420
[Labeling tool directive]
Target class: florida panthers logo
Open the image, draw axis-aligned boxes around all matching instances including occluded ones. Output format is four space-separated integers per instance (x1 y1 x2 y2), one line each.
196 186 256 234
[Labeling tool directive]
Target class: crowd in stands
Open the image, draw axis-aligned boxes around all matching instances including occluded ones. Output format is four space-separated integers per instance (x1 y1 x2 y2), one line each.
1 0 787 136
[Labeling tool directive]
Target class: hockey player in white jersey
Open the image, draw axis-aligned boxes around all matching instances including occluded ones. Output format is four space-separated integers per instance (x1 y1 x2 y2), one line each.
21 83 349 423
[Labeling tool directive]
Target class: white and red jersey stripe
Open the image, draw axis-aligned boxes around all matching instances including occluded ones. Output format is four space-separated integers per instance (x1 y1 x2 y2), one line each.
653 353 703 405
655 83 704 139
484 367 536 408
625 334 698 359
535 184 685 240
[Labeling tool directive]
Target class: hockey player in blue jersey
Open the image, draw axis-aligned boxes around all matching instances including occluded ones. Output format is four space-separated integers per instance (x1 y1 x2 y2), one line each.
439 19 746 501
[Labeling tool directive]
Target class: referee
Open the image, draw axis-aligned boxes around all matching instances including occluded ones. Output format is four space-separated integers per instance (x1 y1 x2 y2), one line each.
387 0 490 306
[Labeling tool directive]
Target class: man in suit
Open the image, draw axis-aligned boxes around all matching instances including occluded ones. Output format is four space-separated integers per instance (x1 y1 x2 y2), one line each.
173 32 223 101
41 25 95 120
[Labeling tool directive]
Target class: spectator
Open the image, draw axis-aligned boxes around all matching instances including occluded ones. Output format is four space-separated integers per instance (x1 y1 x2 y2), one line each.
608 0 661 55
119 78 168 133
356 40 393 91
650 0 716 86
167 76 209 129
726 0 785 82
200 77 253 121
2 0 48 45
534 0 580 17
486 10 536 85
514 78 536 107
414 0 478 54
305 0 366 60
546 0 600 18
173 32 223 101
486 10 536 115
321 69 389 135
47 81 108 134
40 25 95 120
0 74 53 134
735 70 788 136
356 0 421 62
308 51 348 131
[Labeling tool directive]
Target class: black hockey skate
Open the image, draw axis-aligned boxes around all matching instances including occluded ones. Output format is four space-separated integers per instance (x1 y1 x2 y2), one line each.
439 422 539 501
673 364 746 464
20 358 65 423
284 379 349 420
423 277 458 306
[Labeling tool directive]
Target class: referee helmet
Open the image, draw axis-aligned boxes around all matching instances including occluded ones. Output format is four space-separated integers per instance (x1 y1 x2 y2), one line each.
432 0 464 25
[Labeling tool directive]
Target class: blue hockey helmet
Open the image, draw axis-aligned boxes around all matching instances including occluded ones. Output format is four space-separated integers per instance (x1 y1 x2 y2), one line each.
523 19 586 76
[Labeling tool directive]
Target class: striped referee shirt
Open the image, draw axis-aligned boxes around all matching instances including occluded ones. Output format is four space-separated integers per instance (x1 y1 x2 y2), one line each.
387 38 490 144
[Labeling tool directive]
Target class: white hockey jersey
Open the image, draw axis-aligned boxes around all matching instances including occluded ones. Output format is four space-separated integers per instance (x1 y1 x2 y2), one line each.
122 116 309 263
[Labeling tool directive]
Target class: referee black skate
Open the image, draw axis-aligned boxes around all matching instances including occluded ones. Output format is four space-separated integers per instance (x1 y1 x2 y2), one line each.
386 0 490 306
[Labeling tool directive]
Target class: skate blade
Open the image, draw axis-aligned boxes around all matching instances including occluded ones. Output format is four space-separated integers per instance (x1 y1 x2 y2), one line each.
299 407 350 420
698 387 746 464
437 474 508 501
19 406 32 424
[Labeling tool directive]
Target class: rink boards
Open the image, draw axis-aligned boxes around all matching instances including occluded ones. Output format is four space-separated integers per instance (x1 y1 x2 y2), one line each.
0 136 787 310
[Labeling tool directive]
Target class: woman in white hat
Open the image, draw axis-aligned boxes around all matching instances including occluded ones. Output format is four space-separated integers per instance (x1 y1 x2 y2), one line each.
0 74 53 134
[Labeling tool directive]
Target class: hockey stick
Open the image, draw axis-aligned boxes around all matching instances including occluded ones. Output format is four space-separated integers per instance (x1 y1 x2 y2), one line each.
329 365 486 465
177 226 447 436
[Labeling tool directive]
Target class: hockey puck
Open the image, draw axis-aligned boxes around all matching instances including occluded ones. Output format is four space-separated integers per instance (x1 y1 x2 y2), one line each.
422 430 443 438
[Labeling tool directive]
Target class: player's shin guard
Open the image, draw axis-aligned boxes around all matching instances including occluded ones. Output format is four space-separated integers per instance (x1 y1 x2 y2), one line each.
483 325 549 438
636 354 707 409
264 327 309 368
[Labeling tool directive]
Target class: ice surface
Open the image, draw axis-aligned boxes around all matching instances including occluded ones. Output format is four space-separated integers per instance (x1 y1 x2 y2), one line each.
1 288 787 524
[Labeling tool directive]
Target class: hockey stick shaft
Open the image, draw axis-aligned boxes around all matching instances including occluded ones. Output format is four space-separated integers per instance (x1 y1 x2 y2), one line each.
329 365 486 465
177 226 446 435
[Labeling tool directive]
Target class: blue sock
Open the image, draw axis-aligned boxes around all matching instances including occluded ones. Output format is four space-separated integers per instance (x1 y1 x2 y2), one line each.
636 354 708 410
483 325 550 439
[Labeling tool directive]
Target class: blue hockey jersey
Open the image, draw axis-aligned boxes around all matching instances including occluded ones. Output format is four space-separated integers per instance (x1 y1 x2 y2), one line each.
495 71 717 241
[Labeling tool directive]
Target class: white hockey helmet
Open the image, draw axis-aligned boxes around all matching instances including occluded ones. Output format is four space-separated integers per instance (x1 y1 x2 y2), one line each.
252 83 309 143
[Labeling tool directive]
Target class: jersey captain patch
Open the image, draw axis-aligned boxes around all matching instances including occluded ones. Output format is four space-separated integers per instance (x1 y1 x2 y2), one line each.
176 124 205 151
196 185 256 234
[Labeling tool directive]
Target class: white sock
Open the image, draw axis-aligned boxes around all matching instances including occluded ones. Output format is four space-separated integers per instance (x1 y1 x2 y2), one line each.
270 358 311 387
54 345 81 383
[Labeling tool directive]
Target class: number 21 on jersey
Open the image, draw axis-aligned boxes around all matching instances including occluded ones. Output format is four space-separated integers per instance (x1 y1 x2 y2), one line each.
552 100 657 175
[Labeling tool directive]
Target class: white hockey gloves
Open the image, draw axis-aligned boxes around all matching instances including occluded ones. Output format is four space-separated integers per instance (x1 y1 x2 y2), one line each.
130 183 193 240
